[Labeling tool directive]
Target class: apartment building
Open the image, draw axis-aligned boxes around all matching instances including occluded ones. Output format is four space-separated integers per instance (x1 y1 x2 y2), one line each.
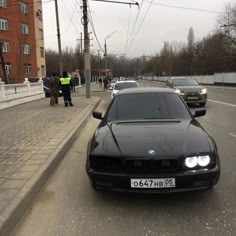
0 0 46 83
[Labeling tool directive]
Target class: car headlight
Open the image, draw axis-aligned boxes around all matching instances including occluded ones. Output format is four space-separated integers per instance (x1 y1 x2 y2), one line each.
185 155 211 168
198 155 210 167
185 156 198 168
200 88 207 94
175 89 184 95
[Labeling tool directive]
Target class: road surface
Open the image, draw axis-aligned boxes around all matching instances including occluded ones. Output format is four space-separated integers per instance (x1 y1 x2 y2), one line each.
12 81 236 236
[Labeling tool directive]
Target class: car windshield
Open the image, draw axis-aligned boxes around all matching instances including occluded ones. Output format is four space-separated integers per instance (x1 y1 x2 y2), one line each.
106 93 191 121
114 82 138 90
172 79 199 86
111 79 117 83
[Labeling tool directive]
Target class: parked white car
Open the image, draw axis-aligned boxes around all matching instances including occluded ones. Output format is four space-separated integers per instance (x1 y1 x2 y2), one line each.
111 80 139 99
108 79 118 90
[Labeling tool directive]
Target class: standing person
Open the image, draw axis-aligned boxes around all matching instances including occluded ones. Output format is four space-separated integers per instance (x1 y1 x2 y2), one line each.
49 73 60 106
98 78 102 88
103 77 108 91
59 71 74 107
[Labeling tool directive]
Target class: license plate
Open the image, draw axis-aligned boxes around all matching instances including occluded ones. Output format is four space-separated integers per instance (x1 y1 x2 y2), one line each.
188 96 198 100
131 178 175 188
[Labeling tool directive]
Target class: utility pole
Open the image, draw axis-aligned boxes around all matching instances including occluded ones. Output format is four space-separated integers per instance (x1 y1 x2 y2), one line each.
80 32 83 53
82 0 91 98
0 42 8 83
104 40 107 77
54 0 63 76
97 50 100 82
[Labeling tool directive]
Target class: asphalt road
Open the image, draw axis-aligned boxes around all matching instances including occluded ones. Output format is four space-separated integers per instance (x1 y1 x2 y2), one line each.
12 81 236 236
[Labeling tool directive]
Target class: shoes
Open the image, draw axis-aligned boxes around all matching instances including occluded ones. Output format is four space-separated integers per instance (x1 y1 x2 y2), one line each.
69 103 74 106
65 103 68 107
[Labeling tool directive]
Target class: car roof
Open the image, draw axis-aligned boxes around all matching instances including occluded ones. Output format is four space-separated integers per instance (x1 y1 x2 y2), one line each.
117 87 176 95
115 80 137 84
171 77 194 80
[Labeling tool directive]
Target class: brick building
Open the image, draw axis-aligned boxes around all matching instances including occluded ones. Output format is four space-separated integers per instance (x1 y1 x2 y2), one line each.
0 0 46 83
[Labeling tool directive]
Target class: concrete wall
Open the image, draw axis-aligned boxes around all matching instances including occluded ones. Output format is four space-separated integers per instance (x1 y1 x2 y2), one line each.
143 73 236 85
0 79 44 110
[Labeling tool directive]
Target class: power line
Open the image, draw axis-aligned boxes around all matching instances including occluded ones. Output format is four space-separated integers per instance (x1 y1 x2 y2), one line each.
143 0 224 14
126 0 153 53
87 1 104 53
124 0 144 53
60 0 81 36
63 0 79 34
124 4 132 54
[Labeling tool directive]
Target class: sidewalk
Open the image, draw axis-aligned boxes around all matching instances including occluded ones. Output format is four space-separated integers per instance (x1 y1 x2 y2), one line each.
0 84 102 236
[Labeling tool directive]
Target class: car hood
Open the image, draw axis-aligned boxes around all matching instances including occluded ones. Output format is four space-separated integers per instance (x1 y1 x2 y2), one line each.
90 120 212 158
173 86 204 92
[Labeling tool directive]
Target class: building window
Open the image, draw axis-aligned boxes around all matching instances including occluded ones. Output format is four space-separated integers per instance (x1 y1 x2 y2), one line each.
0 41 10 52
0 18 8 31
40 47 44 57
41 65 45 76
39 29 43 39
24 64 31 74
0 0 7 8
5 63 11 74
20 2 28 14
22 44 30 54
36 10 42 21
21 23 29 35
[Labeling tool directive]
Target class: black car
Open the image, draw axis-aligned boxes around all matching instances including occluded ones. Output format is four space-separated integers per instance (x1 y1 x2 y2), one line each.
166 77 207 106
86 87 220 193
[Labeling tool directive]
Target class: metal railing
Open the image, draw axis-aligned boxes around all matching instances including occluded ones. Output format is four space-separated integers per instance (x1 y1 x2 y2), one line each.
0 78 44 101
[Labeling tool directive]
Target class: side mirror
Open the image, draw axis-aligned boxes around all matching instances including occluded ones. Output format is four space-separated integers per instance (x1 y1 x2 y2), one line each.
93 111 103 120
191 108 206 117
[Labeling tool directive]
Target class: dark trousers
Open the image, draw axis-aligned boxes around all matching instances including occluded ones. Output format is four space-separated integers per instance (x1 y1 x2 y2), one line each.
61 87 72 103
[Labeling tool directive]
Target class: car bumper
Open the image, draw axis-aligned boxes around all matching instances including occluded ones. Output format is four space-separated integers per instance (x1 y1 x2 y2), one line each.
182 94 207 104
86 165 220 193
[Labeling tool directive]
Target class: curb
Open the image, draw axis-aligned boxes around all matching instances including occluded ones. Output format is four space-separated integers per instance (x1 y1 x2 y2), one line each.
0 97 101 236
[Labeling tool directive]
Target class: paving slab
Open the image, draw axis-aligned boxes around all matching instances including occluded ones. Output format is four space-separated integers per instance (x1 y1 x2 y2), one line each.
0 84 102 236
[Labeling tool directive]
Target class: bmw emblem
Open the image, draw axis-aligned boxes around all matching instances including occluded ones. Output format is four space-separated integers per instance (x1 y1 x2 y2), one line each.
148 150 156 155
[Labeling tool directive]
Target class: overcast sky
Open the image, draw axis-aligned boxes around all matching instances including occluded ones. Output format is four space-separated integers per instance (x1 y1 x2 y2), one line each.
42 0 235 58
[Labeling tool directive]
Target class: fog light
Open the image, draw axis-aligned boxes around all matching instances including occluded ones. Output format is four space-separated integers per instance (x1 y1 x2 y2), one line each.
185 156 198 168
198 155 210 167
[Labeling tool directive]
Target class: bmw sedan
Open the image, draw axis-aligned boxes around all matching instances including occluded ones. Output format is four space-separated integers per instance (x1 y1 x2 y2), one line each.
86 87 220 193
166 77 207 106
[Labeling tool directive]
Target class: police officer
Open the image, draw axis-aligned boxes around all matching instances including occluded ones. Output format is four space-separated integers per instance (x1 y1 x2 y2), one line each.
59 71 74 107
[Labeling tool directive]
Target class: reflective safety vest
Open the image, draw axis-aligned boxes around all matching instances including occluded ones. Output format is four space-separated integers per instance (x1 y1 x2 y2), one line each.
60 77 71 85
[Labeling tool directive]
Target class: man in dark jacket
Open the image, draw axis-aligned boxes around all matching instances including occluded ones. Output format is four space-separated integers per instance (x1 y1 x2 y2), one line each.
59 71 74 107
49 73 60 106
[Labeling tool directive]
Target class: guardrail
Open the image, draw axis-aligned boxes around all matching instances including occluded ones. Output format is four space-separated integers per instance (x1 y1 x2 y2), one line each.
142 72 236 85
0 78 45 110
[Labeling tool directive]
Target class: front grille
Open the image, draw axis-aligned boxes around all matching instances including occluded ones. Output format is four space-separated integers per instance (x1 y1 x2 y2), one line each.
90 156 123 172
184 92 201 101
89 156 179 173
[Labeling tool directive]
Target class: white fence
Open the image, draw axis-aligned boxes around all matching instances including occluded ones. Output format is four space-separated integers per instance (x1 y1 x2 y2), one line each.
0 78 45 110
143 72 236 85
